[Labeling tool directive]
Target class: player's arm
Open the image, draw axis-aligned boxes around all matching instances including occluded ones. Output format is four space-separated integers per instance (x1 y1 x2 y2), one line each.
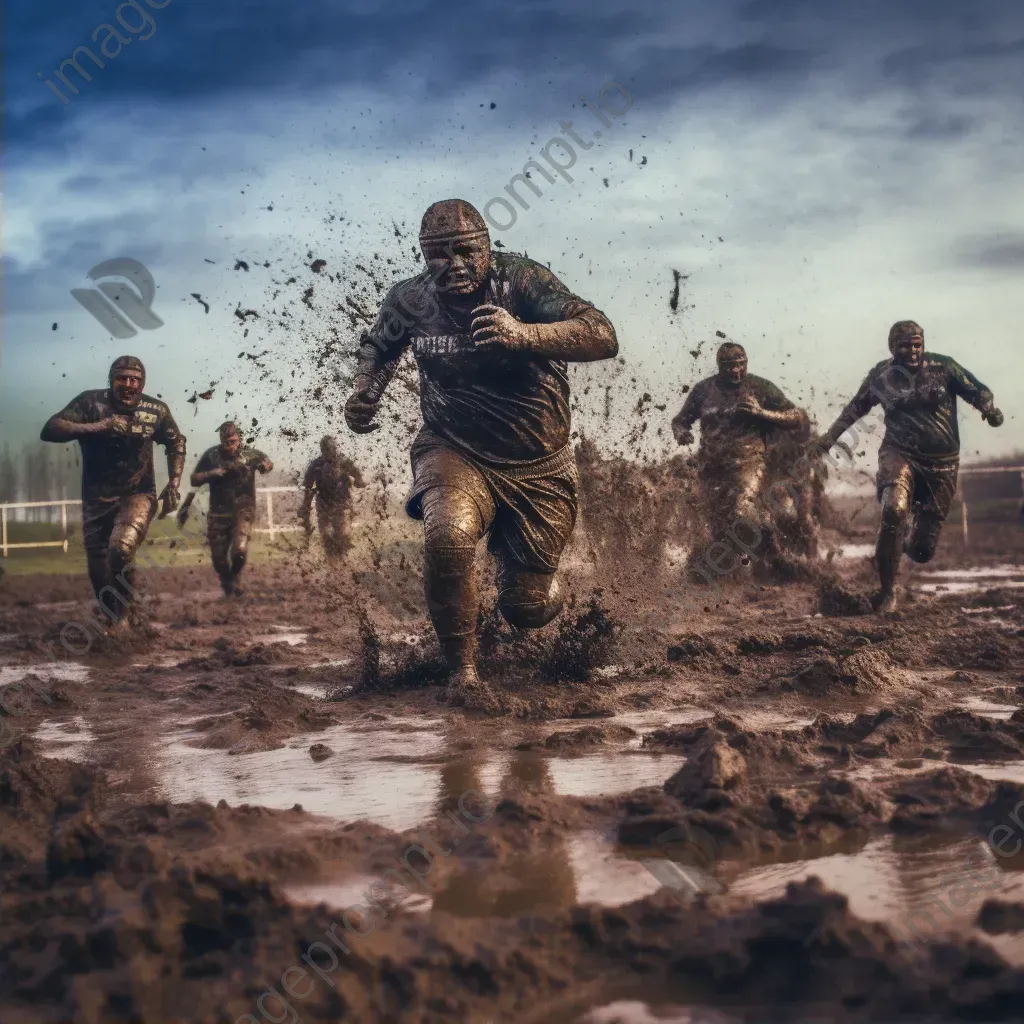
818 368 882 452
191 452 225 487
471 262 617 362
155 406 186 511
298 461 318 528
670 385 704 445
345 285 412 434
343 458 367 488
41 393 128 441
190 451 221 487
948 358 1004 427
737 381 808 431
252 450 274 473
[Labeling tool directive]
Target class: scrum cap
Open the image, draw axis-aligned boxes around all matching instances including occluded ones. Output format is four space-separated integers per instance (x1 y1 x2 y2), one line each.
419 199 489 245
108 355 145 385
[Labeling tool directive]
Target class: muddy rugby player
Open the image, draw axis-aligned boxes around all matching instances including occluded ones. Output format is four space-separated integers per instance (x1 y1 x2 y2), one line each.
299 435 365 562
184 422 273 597
40 355 185 635
671 341 811 580
344 198 618 705
819 319 1005 613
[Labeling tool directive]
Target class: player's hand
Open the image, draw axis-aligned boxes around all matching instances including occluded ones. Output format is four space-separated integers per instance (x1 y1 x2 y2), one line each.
101 415 132 437
672 423 695 446
345 389 381 433
812 435 854 461
984 407 1004 427
176 504 191 528
470 304 531 351
158 483 180 515
210 466 230 478
732 395 764 419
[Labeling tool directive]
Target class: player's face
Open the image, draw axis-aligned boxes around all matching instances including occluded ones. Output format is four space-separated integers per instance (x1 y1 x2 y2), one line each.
718 356 747 387
111 370 143 408
422 236 490 296
220 432 241 456
891 335 924 369
321 437 337 458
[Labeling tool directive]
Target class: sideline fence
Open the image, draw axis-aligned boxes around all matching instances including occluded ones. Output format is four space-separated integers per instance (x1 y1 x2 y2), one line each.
0 487 305 557
958 465 1024 548
3 468 1020 558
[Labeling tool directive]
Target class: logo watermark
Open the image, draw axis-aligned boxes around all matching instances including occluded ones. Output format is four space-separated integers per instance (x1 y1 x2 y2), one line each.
71 257 163 339
640 823 724 905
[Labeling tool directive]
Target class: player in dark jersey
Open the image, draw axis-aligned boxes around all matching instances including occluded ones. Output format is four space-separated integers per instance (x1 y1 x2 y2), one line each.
189 422 272 597
40 355 185 630
299 436 365 561
344 198 618 704
819 320 1004 613
672 342 809 578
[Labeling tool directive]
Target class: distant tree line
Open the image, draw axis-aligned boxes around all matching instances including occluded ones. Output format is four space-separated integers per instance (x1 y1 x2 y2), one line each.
0 443 81 522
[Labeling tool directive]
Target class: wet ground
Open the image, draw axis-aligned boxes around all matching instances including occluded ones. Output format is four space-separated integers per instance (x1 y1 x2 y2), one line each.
2 526 1024 1023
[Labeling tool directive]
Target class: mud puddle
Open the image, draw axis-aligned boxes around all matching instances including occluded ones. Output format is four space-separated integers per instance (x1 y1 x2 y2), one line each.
917 564 1024 595
155 715 510 830
253 623 309 645
284 874 434 914
958 695 1020 720
0 662 89 685
831 542 875 560
726 833 1024 952
548 752 686 798
569 1002 739 1024
31 714 96 760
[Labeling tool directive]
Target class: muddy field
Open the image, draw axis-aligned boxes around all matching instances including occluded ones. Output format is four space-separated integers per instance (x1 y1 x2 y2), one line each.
2 515 1024 1024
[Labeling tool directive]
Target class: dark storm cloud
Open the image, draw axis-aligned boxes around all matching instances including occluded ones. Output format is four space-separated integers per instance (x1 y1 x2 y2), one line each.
7 0 1023 159
955 233 1024 271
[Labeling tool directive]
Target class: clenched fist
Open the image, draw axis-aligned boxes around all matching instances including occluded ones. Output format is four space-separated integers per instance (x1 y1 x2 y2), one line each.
345 389 381 434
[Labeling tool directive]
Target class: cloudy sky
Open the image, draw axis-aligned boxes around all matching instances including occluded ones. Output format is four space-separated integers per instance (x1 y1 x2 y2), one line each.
4 0 1023 487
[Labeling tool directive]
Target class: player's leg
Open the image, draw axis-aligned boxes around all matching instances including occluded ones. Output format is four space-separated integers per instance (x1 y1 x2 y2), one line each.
229 507 254 592
874 452 914 611
420 485 490 682
495 561 564 629
82 502 116 609
905 512 944 564
106 494 156 622
207 515 233 595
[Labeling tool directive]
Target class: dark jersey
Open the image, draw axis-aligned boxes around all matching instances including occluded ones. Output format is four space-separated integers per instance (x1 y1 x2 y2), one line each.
303 455 364 508
674 374 796 462
358 252 611 464
832 353 993 461
54 390 184 503
193 446 269 515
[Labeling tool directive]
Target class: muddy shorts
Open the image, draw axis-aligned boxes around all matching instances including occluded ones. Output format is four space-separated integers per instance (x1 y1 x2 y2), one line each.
877 447 959 520
81 493 157 555
206 505 255 554
406 430 579 573
697 452 767 528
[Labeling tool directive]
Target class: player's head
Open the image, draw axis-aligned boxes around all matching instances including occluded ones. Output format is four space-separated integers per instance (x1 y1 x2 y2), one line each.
716 342 747 387
108 355 145 409
320 435 338 458
888 320 924 369
219 421 241 456
419 199 491 297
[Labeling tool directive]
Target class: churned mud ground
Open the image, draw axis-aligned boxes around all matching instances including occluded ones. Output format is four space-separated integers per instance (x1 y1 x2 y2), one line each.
2 519 1024 1023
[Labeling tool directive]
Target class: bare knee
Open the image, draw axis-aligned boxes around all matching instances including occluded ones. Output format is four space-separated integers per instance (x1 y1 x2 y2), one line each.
108 534 138 572
880 485 911 534
421 487 483 556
